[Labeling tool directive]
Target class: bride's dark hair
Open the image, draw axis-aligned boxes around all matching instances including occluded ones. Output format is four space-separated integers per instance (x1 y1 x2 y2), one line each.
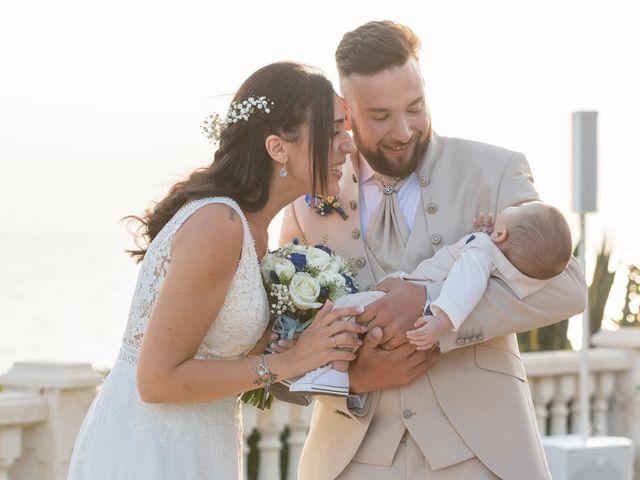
126 61 335 262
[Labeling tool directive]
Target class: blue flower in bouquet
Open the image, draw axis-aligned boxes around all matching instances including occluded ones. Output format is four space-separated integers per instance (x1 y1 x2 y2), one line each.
289 253 307 272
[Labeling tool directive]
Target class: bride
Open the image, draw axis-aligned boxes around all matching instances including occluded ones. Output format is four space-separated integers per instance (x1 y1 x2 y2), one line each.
67 61 364 479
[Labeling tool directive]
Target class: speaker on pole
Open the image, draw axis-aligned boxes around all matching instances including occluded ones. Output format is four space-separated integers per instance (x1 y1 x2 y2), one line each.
546 111 634 480
572 111 598 214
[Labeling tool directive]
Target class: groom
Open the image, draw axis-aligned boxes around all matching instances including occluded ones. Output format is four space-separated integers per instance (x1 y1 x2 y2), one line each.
280 21 587 479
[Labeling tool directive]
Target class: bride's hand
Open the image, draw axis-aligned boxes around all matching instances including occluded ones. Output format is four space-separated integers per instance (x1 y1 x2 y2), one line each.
269 333 298 353
283 301 367 375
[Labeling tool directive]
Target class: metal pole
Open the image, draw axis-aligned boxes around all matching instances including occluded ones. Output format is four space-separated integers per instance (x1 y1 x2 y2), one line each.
579 212 590 442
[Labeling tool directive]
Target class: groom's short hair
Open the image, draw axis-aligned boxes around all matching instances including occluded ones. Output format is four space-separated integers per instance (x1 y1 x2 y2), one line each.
336 20 421 77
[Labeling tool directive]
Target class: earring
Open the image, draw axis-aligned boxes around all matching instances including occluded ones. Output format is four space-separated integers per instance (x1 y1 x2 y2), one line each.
279 162 288 178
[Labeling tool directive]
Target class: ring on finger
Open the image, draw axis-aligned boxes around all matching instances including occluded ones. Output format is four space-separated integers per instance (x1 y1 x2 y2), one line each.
330 335 337 348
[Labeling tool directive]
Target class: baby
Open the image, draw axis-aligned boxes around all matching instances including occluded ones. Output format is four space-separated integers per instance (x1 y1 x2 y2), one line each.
287 201 573 397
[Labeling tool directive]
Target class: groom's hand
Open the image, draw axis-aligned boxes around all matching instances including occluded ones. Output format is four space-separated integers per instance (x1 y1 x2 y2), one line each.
349 327 440 393
357 278 425 350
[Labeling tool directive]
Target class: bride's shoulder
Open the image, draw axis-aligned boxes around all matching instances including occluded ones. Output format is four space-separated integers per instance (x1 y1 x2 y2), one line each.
172 200 244 258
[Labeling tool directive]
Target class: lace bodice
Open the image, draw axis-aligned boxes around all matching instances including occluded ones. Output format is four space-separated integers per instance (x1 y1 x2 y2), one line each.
121 197 269 362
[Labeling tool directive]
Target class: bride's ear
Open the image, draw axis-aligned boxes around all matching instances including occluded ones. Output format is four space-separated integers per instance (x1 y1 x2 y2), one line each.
265 135 288 170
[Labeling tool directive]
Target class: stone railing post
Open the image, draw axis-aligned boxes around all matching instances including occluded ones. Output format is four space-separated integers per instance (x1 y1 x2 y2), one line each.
0 392 46 480
256 406 281 480
285 403 310 480
0 362 102 480
592 328 640 471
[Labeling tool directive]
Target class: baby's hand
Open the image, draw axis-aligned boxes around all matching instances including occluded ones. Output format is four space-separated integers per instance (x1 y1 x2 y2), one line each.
473 212 494 234
406 315 449 350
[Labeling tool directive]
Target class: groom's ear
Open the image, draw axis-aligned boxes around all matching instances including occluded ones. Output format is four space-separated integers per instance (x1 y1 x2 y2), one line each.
265 134 288 165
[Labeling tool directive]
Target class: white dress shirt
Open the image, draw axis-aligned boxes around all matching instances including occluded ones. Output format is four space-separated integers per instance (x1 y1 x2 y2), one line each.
358 154 422 242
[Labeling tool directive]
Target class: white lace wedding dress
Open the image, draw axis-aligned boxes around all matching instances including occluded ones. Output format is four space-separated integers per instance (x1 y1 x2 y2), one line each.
68 197 269 480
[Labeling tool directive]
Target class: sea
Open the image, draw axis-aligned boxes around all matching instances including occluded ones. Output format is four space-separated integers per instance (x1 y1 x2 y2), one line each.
2 226 605 375
1 231 140 374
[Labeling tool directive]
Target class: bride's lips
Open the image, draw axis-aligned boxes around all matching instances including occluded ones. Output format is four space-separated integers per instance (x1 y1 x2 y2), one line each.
329 162 345 179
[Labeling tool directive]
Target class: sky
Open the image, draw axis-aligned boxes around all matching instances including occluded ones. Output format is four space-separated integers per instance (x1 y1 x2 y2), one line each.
1 0 638 267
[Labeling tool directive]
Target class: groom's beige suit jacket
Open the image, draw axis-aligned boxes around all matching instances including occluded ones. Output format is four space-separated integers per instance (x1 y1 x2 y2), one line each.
280 133 587 480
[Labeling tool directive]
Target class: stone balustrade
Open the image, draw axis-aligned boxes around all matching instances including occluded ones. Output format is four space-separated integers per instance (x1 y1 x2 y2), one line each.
2 328 640 479
525 347 631 437
0 362 102 480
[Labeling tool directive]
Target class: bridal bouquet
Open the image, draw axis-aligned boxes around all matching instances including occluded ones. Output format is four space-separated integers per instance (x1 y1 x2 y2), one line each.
241 240 358 409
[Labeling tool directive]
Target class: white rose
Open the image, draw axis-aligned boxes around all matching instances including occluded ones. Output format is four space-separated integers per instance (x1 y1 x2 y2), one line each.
290 244 309 254
317 271 346 288
272 258 295 283
288 272 323 310
321 258 341 274
260 253 279 282
306 247 332 270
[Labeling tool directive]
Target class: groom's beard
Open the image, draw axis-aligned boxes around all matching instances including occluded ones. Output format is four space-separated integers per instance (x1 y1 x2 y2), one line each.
352 122 430 179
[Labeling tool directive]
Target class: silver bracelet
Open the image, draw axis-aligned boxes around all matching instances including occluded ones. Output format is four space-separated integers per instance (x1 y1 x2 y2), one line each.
250 354 278 390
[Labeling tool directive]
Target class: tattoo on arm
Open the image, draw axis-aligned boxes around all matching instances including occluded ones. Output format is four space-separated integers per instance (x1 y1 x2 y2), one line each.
229 209 236 222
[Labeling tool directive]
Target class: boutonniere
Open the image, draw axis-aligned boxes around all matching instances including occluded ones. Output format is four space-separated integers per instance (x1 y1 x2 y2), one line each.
304 194 349 221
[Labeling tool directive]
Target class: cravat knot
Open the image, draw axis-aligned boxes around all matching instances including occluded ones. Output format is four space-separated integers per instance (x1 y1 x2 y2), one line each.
374 174 402 196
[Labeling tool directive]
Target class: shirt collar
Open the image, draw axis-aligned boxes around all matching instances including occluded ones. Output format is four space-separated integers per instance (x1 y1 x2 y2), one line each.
358 153 377 184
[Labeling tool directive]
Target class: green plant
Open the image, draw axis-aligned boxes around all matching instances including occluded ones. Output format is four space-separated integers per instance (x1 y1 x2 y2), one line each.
615 264 640 327
588 241 617 338
518 320 571 352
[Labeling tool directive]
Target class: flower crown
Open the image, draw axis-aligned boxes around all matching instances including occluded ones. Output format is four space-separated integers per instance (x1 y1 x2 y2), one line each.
202 96 275 143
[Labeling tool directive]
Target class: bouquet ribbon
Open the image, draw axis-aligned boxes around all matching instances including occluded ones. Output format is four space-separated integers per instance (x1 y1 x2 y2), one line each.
272 314 313 341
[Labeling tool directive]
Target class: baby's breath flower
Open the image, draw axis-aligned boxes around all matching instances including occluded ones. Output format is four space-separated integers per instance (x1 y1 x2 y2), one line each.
201 95 275 143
